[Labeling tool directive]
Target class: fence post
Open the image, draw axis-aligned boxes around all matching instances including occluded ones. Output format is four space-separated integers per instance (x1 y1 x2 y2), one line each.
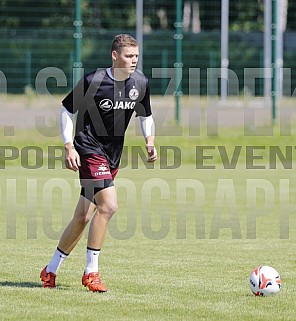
73 0 83 85
25 49 32 88
136 0 143 71
174 0 183 124
221 0 229 100
271 0 277 122
161 49 168 94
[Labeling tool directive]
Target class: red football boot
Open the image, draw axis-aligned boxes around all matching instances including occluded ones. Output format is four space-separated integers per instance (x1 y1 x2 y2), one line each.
82 272 108 292
40 266 56 288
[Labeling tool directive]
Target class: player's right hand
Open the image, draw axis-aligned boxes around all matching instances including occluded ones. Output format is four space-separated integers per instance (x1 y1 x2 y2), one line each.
64 145 81 171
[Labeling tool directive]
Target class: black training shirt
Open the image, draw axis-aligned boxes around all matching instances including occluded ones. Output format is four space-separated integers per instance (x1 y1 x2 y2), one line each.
62 68 152 170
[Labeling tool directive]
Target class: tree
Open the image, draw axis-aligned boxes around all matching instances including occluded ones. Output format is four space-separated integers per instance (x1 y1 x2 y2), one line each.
0 0 295 32
229 0 264 32
0 0 74 29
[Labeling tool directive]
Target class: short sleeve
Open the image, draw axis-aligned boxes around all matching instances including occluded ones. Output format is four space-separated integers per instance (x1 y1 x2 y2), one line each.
134 78 152 117
62 76 89 114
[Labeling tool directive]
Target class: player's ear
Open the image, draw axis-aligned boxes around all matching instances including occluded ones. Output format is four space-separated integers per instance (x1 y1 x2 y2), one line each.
112 50 118 61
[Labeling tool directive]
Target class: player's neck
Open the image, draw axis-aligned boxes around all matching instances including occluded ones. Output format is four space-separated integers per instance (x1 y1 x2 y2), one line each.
111 67 130 81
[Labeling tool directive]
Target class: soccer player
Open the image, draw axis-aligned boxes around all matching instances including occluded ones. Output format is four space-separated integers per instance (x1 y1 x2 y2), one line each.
40 34 157 292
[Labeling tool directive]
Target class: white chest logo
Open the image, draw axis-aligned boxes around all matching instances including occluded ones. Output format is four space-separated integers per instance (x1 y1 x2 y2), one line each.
99 99 113 111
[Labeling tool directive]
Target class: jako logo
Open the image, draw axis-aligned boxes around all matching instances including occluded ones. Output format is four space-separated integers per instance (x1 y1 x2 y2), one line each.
98 164 108 172
99 99 136 111
114 101 136 109
94 163 111 176
99 99 113 111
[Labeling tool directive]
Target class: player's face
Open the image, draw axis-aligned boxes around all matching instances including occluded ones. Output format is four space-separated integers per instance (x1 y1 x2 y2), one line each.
112 46 139 79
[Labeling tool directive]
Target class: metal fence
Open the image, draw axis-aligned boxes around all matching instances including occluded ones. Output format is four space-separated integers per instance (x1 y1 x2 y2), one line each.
1 1 296 97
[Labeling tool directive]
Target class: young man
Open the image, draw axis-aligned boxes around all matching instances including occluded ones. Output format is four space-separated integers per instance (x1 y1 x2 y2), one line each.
40 34 157 292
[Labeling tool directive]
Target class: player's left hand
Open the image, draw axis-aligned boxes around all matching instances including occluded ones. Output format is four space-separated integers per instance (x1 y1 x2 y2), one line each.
146 145 157 162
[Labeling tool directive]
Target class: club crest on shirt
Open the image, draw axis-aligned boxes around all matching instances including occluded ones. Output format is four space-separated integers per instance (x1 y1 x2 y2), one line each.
129 87 139 100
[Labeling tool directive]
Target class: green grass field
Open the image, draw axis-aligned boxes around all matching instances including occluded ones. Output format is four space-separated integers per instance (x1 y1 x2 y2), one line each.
1 124 296 321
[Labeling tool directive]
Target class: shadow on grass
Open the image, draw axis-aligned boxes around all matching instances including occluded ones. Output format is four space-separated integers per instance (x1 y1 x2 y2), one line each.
0 281 70 290
0 281 40 288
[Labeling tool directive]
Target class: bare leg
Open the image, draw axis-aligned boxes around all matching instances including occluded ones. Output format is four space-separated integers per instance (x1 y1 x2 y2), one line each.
58 195 96 254
82 186 117 291
87 186 118 249
41 187 117 290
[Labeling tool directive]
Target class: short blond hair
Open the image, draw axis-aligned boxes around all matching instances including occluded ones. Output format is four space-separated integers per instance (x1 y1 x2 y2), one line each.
111 34 138 53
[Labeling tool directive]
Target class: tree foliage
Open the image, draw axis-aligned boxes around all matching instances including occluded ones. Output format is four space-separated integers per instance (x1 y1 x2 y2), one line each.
0 0 295 31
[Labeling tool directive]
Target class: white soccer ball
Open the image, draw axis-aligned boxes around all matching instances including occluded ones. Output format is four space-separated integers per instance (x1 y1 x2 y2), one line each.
249 265 282 296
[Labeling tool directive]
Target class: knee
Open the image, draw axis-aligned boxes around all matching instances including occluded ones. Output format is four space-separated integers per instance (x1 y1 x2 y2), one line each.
98 201 118 218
